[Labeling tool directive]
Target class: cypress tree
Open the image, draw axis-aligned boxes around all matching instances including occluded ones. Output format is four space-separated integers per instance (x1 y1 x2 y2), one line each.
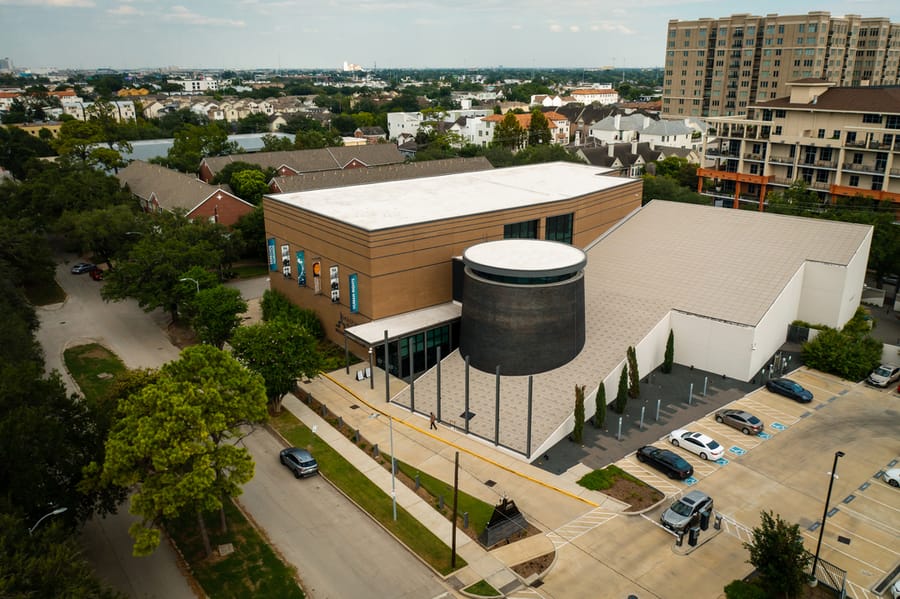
615 365 629 414
573 385 585 443
627 346 640 398
663 330 675 374
594 383 606 428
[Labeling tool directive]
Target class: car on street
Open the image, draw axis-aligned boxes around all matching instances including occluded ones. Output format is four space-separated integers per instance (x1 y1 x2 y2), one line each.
866 364 900 388
765 377 813 403
883 468 900 488
71 262 96 274
635 445 694 480
668 429 724 461
279 447 318 478
714 409 764 435
660 490 714 533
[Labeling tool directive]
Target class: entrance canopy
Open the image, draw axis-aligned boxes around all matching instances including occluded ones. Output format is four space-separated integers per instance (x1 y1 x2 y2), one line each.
344 302 462 347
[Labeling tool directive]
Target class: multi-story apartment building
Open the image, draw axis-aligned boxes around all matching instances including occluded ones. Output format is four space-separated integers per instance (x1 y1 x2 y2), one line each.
697 80 900 210
663 12 900 118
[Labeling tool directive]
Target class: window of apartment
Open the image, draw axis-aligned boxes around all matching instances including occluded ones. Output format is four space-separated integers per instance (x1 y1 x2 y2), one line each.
806 37 817 45
846 131 856 144
545 213 574 245
884 134 894 148
766 25 775 34
798 24 805 33
774 125 783 135
872 176 883 190
853 152 863 164
848 175 859 186
816 129 825 139
862 113 882 124
504 220 538 240
797 37 804 45
809 23 817 33
820 147 832 161
816 170 828 183
670 29 677 37
801 168 813 183
778 24 785 34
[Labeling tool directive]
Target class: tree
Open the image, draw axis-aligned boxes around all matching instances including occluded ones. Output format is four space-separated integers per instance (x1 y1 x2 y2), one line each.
528 109 552 146
100 346 266 556
54 204 141 268
641 174 711 206
0 125 55 179
594 383 606 428
512 143 585 165
801 308 881 381
259 289 324 339
189 285 247 349
614 365 629 414
652 156 699 189
235 112 270 134
233 205 266 260
163 122 239 173
0 513 123 598
261 133 294 151
210 160 273 187
492 112 525 150
229 169 269 204
627 346 640 398
572 385 585 444
231 319 323 412
663 330 675 374
743 511 812 598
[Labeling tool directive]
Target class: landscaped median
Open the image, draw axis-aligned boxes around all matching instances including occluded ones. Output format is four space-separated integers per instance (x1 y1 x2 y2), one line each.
577 464 663 512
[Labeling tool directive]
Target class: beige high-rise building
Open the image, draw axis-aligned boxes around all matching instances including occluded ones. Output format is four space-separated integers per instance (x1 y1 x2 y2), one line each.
663 12 900 118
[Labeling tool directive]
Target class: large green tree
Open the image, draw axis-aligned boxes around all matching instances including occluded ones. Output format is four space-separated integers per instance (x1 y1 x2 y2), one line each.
743 511 812 599
100 346 266 556
527 109 552 146
0 125 55 179
188 285 247 349
54 204 142 268
230 169 269 204
161 122 239 173
492 112 525 150
231 319 323 412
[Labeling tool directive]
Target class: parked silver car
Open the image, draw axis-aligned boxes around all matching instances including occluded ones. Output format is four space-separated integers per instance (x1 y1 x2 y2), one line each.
660 490 714 533
279 447 319 478
866 364 900 388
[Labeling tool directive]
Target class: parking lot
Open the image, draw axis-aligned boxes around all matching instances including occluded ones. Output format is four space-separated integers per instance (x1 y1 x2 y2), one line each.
610 368 899 598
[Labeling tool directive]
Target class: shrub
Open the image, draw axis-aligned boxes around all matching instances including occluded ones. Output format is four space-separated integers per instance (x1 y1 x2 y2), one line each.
802 307 881 381
723 579 768 599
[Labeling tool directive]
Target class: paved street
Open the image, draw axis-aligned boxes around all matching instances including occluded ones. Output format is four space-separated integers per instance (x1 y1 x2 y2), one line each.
239 426 450 599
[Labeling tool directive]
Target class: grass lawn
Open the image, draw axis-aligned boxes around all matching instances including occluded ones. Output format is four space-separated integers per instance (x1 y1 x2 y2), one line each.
167 500 304 599
232 262 269 279
63 343 127 399
394 459 494 534
24 278 66 306
577 464 639 491
463 579 501 597
270 410 466 575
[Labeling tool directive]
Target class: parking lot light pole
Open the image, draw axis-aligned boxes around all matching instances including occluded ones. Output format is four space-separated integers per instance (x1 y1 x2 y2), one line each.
29 507 67 534
811 450 845 582
179 277 200 293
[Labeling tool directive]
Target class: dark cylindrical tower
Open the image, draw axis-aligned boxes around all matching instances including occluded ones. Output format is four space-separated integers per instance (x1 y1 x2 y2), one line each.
459 240 586 375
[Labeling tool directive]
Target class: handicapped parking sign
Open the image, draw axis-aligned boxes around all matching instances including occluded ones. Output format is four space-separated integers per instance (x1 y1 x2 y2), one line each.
771 422 787 431
729 446 746 456
757 432 771 440
684 477 698 486
716 457 730 466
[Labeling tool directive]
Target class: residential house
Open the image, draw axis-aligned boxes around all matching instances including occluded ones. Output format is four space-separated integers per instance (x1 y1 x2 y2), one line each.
117 160 254 227
354 126 387 143
199 144 405 183
570 89 619 105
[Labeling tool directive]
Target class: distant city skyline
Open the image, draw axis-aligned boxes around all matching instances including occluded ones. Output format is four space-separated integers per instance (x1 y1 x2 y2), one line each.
2 0 900 72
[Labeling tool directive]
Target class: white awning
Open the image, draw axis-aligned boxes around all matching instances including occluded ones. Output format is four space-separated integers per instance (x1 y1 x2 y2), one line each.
344 302 461 346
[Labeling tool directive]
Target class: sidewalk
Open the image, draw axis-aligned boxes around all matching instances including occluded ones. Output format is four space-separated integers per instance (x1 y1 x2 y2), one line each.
282 367 630 594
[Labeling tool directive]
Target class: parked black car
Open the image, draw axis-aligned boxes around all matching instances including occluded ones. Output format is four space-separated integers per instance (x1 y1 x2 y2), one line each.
765 378 813 403
636 445 694 480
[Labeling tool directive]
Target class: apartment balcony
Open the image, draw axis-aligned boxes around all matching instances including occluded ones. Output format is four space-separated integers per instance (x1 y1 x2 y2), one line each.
842 162 885 174
743 153 765 162
891 168 900 177
705 148 738 158
768 155 794 165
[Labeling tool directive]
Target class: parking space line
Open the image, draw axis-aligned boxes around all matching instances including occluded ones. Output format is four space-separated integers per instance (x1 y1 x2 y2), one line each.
821 519 900 556
615 456 682 495
800 529 888 576
737 399 801 426
853 490 900 515
833 504 900 537
692 421 758 447
547 510 618 549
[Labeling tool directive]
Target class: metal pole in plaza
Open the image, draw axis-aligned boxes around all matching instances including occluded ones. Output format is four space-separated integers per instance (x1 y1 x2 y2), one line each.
436 346 442 422
811 450 844 583
408 338 415 413
688 383 693 405
656 399 661 421
368 347 374 390
389 415 397 521
384 330 390 403
526 375 533 459
464 355 470 434
494 365 500 446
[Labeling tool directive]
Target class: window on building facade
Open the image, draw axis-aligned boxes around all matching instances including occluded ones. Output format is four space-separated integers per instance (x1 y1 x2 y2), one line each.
504 219 538 239
818 129 825 138
545 213 574 245
849 174 859 186
853 152 863 164
862 113 882 124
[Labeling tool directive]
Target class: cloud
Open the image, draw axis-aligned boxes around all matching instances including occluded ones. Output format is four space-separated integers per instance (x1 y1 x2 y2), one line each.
0 0 94 6
107 4 140 16
510 24 522 30
569 25 580 32
164 5 245 27
549 23 562 32
589 21 636 35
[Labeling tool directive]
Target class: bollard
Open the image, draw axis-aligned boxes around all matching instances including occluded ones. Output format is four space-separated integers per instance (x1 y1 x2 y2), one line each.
675 533 684 547
688 383 693 405
354 429 359 443
414 474 420 491
617 416 623 441
714 513 723 530
700 510 710 531
702 376 708 396
438 495 444 510
463 512 469 528
655 399 661 422
321 404 327 417
338 416 343 429
640 406 645 431
688 527 700 547
373 444 379 458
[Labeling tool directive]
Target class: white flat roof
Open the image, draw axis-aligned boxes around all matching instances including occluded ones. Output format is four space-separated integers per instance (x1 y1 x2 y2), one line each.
266 162 621 231
345 302 461 346
464 239 586 276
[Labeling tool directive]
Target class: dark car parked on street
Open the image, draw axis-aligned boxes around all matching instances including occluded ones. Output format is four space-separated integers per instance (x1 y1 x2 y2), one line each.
714 409 764 435
636 445 694 480
279 447 318 478
765 378 813 403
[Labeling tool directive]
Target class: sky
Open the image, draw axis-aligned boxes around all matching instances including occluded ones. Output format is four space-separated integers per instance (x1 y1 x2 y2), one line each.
2 0 900 71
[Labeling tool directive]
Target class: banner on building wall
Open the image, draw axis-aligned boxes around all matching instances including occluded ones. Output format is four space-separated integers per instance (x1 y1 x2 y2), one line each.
349 274 358 313
267 238 277 271
312 261 322 294
296 251 306 287
281 244 291 279
329 265 340 303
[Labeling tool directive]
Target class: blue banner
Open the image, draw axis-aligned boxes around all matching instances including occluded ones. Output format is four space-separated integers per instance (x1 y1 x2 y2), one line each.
349 273 359 313
267 238 277 271
296 251 306 286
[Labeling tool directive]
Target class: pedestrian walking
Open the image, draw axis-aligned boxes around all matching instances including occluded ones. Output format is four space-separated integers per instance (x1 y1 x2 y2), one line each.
429 411 437 430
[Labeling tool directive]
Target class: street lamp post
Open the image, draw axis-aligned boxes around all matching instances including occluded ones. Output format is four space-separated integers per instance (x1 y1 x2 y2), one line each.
369 412 397 521
179 277 200 293
811 450 845 583
368 347 374 390
29 507 67 535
